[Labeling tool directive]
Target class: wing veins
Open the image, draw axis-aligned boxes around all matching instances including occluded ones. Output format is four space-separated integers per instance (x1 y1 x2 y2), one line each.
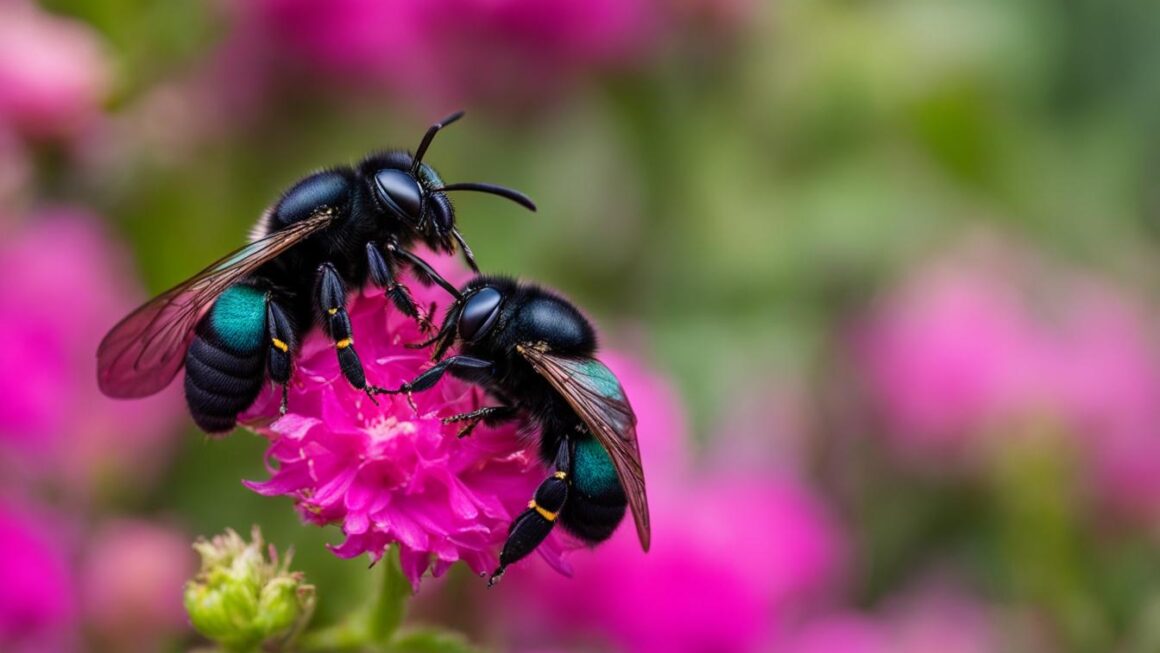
516 344 652 551
98 211 335 397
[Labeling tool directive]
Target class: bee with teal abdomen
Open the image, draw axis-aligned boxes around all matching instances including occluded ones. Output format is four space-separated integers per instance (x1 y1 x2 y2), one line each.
97 112 535 433
381 276 652 585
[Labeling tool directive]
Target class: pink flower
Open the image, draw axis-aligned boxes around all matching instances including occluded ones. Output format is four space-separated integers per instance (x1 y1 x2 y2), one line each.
1039 280 1160 517
241 256 694 588
854 265 1039 454
240 258 569 588
0 1 110 139
0 499 77 653
80 520 195 653
221 0 662 112
495 471 846 653
781 584 1001 653
0 210 185 496
853 244 1160 515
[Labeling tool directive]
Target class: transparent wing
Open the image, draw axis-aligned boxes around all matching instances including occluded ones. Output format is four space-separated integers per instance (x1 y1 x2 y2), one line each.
97 211 334 398
517 343 651 550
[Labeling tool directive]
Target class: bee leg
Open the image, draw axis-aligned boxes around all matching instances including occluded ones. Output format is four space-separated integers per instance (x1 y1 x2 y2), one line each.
265 299 296 415
489 441 572 587
387 241 462 299
451 228 479 272
443 405 518 438
317 263 369 391
366 243 432 332
371 355 493 396
405 308 456 350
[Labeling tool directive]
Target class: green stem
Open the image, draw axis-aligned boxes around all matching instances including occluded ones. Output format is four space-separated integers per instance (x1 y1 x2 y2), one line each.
367 545 412 645
297 546 412 652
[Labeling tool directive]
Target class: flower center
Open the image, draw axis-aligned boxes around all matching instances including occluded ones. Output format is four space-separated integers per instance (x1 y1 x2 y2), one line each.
365 415 417 442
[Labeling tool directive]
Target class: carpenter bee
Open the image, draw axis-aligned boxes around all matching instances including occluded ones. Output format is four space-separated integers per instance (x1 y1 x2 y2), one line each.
97 111 535 433
381 276 651 585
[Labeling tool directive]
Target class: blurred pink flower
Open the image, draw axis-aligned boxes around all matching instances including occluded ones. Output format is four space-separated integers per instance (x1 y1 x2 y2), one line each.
0 499 77 653
0 0 110 139
1041 280 1160 517
0 210 185 496
497 471 846 653
854 266 1039 454
854 249 1160 514
222 0 662 112
781 584 999 653
80 520 195 653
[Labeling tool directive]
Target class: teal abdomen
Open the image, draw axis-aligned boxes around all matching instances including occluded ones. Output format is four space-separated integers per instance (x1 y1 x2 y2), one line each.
572 436 622 498
209 284 267 353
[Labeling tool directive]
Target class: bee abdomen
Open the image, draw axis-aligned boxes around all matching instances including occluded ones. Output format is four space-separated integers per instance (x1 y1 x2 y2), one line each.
183 285 269 433
560 436 627 543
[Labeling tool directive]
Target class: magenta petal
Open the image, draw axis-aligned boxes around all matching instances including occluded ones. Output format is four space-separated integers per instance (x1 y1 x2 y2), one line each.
344 511 369 535
398 546 431 590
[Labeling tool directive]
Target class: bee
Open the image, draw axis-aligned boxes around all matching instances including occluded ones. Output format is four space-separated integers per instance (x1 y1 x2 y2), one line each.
381 275 651 585
97 112 535 433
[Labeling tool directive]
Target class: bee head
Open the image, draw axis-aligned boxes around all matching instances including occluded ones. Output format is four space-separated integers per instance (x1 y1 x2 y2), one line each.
424 276 517 361
369 111 537 272
369 164 455 239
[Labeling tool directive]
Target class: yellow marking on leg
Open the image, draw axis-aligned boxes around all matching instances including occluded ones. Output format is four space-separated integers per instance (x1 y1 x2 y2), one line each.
271 338 289 352
336 338 353 349
553 471 567 480
327 307 338 316
528 499 558 522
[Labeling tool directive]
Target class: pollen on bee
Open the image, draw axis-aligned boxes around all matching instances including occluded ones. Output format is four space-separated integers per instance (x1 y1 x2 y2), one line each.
336 338 353 349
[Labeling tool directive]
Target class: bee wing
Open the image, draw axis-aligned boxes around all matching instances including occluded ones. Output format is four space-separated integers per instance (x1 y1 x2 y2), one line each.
517 343 651 551
97 211 335 398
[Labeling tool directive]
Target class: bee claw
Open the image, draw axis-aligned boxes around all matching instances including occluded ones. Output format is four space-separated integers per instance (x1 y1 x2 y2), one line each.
364 387 380 407
368 384 404 395
486 568 505 588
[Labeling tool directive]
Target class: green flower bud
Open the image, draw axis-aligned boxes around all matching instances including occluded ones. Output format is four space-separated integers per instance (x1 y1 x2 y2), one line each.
184 527 315 652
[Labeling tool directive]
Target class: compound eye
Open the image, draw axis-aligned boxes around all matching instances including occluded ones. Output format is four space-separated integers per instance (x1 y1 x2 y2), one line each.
373 169 423 220
458 287 502 342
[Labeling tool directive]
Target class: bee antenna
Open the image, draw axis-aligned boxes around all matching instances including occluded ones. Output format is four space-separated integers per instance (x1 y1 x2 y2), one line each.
412 110 465 175
433 183 537 212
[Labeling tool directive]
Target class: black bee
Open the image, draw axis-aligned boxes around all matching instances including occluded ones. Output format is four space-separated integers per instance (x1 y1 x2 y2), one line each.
382 275 651 585
97 112 535 433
